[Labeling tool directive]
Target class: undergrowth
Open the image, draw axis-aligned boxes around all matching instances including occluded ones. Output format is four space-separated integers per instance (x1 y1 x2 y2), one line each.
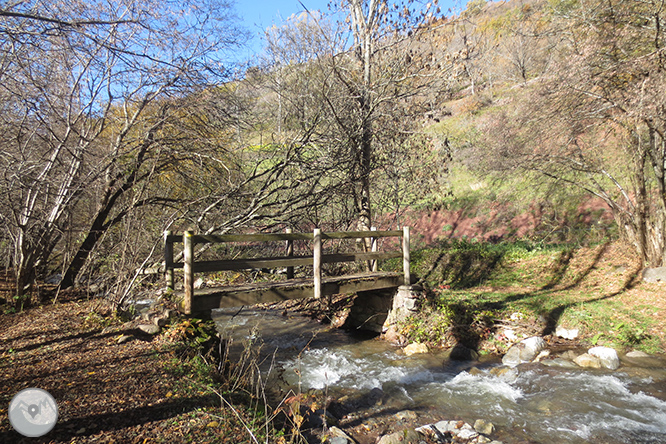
164 318 310 444
394 239 663 354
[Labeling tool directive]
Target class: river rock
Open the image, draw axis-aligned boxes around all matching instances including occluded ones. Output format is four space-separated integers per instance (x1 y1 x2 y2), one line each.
541 357 579 369
328 426 355 444
574 353 601 369
489 366 519 382
559 350 579 361
474 419 495 435
457 426 479 440
432 420 456 433
153 315 168 327
469 367 485 376
502 336 546 367
642 267 666 283
418 420 503 443
503 328 518 341
117 334 134 344
404 342 429 356
138 324 161 335
589 346 620 370
534 350 550 362
396 410 418 421
377 428 421 444
622 351 665 368
555 326 579 340
626 350 651 358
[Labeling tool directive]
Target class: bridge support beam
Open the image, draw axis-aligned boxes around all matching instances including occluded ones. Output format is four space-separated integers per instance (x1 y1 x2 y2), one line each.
382 285 423 342
343 284 423 334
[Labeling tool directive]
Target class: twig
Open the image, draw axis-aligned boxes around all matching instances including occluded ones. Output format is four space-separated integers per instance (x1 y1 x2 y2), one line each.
208 388 261 444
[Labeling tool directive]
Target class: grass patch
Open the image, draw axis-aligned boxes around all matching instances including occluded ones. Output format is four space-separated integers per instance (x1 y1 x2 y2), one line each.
396 240 663 353
162 319 309 444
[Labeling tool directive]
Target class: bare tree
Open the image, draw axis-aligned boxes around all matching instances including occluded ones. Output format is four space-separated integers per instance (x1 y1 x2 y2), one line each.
257 0 450 236
0 0 245 302
481 0 666 267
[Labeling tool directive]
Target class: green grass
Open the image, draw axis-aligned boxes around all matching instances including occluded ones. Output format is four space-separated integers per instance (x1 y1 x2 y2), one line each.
393 240 663 353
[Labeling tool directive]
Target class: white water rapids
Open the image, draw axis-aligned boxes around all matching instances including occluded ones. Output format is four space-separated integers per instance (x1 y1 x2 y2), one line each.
214 308 666 444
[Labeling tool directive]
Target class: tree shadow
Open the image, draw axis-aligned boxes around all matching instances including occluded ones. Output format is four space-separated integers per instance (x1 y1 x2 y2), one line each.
418 241 506 290
540 248 575 290
478 242 639 338
0 394 219 444
540 260 642 336
423 241 637 353
7 330 120 354
6 349 166 388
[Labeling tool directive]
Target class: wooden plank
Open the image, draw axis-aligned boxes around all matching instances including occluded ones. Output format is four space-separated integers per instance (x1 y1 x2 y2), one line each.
321 273 403 296
186 251 402 273
193 256 314 272
320 230 402 240
179 272 403 313
325 251 402 263
187 230 402 244
285 228 294 279
371 226 378 272
192 233 314 243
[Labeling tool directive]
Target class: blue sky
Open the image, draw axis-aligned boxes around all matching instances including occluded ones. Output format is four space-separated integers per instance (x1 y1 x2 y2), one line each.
233 0 464 60
234 0 331 60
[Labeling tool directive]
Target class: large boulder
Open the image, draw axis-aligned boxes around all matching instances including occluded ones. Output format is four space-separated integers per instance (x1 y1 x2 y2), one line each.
502 336 547 367
642 267 666 283
589 346 620 370
555 326 579 340
574 353 602 369
404 342 429 356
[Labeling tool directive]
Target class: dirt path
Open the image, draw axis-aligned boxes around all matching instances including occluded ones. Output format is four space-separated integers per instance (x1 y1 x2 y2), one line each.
0 297 251 443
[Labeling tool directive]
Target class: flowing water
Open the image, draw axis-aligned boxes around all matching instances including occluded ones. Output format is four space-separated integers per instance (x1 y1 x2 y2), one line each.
214 308 666 444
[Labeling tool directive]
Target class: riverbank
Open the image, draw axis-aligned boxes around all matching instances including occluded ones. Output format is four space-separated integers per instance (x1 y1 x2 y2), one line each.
396 240 666 354
0 294 271 443
1 240 664 443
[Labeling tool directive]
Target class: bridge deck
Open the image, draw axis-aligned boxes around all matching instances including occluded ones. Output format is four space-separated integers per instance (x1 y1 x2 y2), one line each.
176 272 403 317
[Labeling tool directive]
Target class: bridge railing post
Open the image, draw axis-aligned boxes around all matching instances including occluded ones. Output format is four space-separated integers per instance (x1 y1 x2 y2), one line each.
183 230 194 315
313 228 322 299
370 226 378 272
402 226 410 286
286 227 294 279
164 230 174 291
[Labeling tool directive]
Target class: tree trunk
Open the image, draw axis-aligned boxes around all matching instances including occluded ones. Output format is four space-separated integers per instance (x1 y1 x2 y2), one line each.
60 210 109 289
15 243 34 303
60 178 135 289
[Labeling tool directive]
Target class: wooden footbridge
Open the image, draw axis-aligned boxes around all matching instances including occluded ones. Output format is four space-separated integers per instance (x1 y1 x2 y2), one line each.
162 227 411 318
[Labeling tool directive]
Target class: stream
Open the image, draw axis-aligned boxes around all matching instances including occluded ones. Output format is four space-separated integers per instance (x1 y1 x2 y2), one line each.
213 307 666 444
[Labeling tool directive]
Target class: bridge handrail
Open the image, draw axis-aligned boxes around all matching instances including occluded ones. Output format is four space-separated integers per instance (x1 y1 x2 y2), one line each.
164 230 402 244
163 227 410 315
